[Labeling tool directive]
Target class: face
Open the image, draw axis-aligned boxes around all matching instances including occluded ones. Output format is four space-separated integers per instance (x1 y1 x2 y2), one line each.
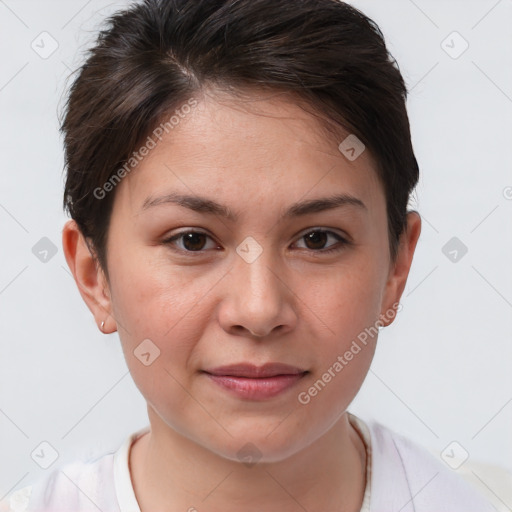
76 90 417 463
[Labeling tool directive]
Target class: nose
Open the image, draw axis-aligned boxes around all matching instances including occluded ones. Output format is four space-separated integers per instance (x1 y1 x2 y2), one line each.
217 250 297 339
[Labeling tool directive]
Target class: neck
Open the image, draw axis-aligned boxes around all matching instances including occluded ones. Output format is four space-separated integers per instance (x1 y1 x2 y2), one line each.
130 410 367 512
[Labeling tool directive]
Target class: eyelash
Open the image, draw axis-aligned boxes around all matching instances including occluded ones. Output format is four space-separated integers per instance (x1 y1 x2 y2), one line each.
161 229 350 256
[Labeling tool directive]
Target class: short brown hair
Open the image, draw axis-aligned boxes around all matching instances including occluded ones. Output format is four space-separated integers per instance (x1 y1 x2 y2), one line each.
61 0 419 277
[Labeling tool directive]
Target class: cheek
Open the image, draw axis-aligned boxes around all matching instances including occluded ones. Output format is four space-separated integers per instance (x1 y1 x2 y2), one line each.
291 255 383 397
298 254 384 345
109 247 215 339
107 251 219 399
293 267 380 422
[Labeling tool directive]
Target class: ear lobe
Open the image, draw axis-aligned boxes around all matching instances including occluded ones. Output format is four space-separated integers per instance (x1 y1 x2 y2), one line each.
62 219 116 333
378 211 422 327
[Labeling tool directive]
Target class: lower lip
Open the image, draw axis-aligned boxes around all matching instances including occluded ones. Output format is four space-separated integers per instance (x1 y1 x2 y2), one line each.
204 373 307 400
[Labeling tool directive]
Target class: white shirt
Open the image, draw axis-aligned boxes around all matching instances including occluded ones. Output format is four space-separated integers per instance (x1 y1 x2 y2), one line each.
1 413 495 512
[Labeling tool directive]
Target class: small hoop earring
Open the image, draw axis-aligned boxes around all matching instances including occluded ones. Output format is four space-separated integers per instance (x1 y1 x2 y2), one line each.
100 321 105 332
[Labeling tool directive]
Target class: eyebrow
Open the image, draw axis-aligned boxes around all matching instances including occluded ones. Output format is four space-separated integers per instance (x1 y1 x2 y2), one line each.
141 192 367 221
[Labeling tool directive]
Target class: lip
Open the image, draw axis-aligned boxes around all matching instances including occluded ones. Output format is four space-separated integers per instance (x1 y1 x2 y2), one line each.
202 363 308 400
204 362 306 378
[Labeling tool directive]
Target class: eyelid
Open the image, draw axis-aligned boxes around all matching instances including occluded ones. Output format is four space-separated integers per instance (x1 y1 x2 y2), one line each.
295 226 349 241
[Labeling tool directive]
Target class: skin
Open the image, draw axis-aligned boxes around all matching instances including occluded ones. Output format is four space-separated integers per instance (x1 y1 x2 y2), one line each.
63 88 421 512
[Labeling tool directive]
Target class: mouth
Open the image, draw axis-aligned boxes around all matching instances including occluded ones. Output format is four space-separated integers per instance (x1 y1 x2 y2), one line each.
202 363 309 400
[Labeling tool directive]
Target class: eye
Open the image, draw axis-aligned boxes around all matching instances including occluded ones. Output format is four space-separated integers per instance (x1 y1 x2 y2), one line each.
162 228 350 255
293 229 350 254
162 230 219 253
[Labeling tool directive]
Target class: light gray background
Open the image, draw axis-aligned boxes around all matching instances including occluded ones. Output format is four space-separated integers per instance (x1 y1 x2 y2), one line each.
1 0 511 501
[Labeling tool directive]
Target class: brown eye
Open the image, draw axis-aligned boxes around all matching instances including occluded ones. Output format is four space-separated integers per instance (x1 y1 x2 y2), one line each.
163 230 218 252
181 232 207 251
304 231 328 250
294 229 349 254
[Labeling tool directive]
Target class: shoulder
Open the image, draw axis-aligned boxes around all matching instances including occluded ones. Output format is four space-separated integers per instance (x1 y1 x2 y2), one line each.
1 451 119 512
363 418 497 512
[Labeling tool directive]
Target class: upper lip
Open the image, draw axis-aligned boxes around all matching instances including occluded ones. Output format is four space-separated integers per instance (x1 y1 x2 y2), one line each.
203 363 307 378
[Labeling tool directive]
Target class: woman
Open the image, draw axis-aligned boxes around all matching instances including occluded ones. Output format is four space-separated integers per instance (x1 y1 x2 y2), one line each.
2 0 496 510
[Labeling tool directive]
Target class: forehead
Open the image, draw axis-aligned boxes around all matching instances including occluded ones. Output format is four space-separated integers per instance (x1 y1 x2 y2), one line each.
115 90 384 218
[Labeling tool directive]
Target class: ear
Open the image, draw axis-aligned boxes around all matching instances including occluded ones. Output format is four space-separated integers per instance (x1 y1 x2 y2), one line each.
62 219 116 334
378 211 421 327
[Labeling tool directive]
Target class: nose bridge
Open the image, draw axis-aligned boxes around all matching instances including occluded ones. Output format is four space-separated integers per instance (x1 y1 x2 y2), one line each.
235 241 282 310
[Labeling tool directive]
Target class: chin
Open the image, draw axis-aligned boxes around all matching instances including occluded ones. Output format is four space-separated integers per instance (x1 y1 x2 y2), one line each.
209 427 312 466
